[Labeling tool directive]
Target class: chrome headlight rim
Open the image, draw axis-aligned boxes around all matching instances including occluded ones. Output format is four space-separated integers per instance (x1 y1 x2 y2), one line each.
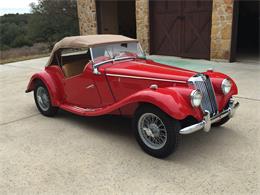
221 78 232 95
190 89 203 107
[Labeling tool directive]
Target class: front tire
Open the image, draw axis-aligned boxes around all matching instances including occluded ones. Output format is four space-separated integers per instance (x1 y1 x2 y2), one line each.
34 80 58 117
133 105 181 158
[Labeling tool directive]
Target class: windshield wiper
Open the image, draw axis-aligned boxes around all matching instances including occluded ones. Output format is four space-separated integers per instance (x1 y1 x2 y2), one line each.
93 56 136 69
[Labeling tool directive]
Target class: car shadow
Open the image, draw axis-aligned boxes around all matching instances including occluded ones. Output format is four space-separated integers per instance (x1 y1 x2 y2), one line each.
55 110 240 162
56 110 134 138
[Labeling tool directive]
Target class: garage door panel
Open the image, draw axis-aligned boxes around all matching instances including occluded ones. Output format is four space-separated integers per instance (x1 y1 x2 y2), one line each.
150 0 212 60
150 0 181 56
183 0 211 12
182 11 212 58
167 1 182 12
182 0 212 59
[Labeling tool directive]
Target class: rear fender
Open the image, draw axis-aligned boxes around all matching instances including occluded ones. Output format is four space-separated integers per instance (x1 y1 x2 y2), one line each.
26 71 61 106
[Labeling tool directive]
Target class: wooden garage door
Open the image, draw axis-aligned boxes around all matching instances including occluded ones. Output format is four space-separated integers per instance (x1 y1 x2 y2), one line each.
150 0 212 59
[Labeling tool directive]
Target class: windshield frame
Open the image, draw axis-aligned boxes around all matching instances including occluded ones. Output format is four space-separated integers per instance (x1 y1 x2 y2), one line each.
90 42 146 69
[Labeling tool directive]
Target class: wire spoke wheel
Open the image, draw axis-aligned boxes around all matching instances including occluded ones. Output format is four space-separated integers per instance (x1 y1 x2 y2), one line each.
138 113 167 150
36 86 50 111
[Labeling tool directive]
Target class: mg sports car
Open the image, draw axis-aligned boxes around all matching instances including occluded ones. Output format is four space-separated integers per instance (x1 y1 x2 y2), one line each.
26 35 239 158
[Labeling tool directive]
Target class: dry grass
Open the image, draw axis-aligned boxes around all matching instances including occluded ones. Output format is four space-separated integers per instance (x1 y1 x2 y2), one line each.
0 43 50 64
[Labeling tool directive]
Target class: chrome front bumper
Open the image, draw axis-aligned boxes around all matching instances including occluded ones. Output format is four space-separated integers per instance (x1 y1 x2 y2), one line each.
179 99 240 135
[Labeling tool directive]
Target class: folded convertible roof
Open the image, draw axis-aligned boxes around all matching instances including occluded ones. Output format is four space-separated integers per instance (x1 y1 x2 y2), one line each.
47 34 138 66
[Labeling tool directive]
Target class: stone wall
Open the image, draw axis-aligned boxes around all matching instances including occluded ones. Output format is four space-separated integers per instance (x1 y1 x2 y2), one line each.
77 0 150 54
136 0 150 54
210 0 234 61
77 0 97 35
76 0 234 61
135 0 235 60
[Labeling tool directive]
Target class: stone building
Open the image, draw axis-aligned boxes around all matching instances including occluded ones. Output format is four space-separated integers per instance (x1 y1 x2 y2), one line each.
77 0 259 62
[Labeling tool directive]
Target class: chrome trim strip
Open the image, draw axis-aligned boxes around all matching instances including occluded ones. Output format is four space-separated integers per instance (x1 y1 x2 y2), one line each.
73 106 97 112
85 84 95 89
94 59 114 68
138 42 146 58
89 47 94 61
106 73 187 83
114 56 136 61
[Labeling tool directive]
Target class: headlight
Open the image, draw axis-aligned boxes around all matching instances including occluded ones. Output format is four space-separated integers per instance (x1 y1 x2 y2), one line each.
221 78 232 95
190 90 202 107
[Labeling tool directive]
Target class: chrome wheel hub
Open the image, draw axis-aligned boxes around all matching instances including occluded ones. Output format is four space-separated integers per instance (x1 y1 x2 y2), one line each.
149 123 160 137
36 86 50 111
138 113 167 150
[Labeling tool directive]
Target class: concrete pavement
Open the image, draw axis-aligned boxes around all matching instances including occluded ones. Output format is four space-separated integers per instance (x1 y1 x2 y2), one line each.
0 56 259 194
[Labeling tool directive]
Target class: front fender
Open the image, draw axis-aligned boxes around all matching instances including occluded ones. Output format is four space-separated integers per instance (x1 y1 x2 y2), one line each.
53 86 202 120
120 87 202 120
26 71 61 106
206 71 238 111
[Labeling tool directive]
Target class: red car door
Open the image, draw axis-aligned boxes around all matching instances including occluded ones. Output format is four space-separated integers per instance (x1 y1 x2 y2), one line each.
63 65 101 109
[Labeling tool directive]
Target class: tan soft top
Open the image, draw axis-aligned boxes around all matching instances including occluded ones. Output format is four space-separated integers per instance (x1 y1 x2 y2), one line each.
47 34 138 66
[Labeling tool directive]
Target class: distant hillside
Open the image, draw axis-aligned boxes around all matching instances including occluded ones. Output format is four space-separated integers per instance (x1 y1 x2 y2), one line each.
0 14 33 50
0 0 79 51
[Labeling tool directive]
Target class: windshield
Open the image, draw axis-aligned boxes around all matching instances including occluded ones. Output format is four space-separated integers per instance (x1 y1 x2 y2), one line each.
91 42 145 64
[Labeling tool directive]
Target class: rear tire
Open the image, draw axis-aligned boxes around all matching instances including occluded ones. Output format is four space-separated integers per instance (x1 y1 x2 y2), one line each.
34 80 58 117
133 105 181 158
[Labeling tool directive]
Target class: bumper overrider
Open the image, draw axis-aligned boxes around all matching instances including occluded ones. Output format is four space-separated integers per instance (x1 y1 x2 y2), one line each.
179 98 240 135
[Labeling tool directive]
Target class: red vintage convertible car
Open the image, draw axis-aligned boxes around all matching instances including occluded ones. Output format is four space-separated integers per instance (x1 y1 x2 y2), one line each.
26 35 239 158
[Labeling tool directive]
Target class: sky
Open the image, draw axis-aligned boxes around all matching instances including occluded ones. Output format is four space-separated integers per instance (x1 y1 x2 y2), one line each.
0 0 38 16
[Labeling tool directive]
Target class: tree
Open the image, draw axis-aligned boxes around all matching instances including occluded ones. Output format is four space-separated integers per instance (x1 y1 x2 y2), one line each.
28 0 79 48
0 0 79 51
0 14 32 50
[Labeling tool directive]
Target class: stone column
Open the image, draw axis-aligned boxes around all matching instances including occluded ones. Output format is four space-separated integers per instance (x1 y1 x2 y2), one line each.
136 0 150 54
210 0 234 61
77 0 97 35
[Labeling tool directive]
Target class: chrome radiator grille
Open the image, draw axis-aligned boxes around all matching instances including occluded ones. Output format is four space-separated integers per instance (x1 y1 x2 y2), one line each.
189 74 218 116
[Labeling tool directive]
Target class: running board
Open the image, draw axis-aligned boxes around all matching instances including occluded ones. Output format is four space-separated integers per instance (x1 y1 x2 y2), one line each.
60 104 103 116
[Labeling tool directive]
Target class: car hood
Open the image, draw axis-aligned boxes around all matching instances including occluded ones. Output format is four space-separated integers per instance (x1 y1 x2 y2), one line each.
104 59 197 82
